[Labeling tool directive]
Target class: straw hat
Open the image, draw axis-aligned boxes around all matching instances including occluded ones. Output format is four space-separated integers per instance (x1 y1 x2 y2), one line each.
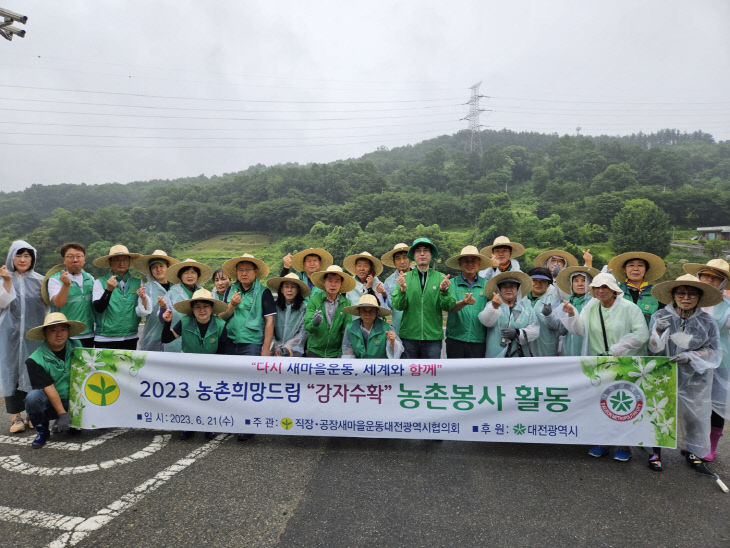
555 266 600 295
380 243 412 268
683 258 730 280
484 270 533 299
266 272 311 298
173 288 228 315
343 251 384 277
589 272 622 294
26 312 87 341
607 251 666 283
342 294 392 317
533 249 578 269
166 258 213 285
92 244 142 268
222 254 270 280
445 245 490 270
290 248 333 273
651 274 723 308
407 237 439 260
480 236 525 259
41 264 65 306
310 265 357 293
134 250 180 275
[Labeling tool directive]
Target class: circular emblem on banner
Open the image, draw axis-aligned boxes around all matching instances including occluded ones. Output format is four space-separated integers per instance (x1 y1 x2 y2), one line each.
599 381 644 422
84 372 120 406
280 417 293 430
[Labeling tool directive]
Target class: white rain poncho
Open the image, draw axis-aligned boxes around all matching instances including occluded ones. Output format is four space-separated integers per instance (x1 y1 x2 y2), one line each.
478 258 521 281
561 291 649 357
163 283 201 352
522 292 561 356
0 241 47 397
706 297 730 419
346 276 385 310
479 298 539 358
649 305 720 455
383 270 405 335
272 302 308 356
140 279 168 351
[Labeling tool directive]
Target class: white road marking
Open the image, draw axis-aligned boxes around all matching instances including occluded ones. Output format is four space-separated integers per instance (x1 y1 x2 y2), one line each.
0 505 85 531
0 428 128 451
0 434 170 476
47 434 230 547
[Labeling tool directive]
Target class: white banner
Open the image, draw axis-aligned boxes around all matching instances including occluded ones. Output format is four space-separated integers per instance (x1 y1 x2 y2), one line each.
69 349 677 447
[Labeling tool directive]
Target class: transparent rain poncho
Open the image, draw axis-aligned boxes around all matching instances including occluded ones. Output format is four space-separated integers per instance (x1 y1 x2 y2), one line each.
273 302 308 356
478 258 521 281
706 297 730 419
163 282 201 353
0 241 47 397
522 291 561 356
649 305 720 456
479 281 539 358
556 272 594 356
140 278 168 351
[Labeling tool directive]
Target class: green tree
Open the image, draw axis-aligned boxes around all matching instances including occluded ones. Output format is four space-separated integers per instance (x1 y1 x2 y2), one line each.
610 199 670 257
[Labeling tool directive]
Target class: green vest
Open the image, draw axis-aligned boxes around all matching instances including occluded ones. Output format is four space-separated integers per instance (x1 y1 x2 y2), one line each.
619 281 660 325
51 271 95 336
347 318 389 359
28 339 81 401
296 271 322 296
164 283 199 353
304 292 351 357
180 315 226 354
96 273 143 337
225 280 265 344
446 275 488 343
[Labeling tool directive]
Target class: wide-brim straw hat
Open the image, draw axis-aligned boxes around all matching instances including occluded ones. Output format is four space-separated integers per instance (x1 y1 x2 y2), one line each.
92 245 142 268
173 288 228 315
607 251 666 283
445 245 490 270
310 265 357 293
651 274 723 308
166 258 213 285
484 271 533 298
343 251 384 277
26 312 87 341
222 254 270 280
381 243 412 268
342 294 392 317
41 264 65 305
533 249 578 268
290 248 333 272
266 272 311 297
134 250 180 275
480 236 525 259
683 258 730 280
555 266 600 295
589 272 622 295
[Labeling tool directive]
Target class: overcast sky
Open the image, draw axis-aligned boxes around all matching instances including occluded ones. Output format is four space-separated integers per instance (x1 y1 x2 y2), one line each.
1 0 728 192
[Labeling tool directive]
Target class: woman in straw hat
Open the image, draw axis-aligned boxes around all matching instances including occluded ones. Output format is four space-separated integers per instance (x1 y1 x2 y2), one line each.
478 236 524 281
342 295 403 359
0 240 46 434
267 272 310 357
211 268 232 301
133 250 179 351
682 259 730 462
523 267 562 357
478 271 538 358
159 258 212 353
24 313 86 448
92 244 151 350
161 289 229 440
561 271 649 462
607 251 666 326
279 248 334 295
304 265 356 358
381 243 412 336
554 266 599 356
219 254 276 357
646 274 722 471
444 246 490 358
534 248 593 301
343 251 388 308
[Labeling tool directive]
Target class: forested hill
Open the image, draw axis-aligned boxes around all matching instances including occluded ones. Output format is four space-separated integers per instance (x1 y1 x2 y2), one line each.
1 128 728 274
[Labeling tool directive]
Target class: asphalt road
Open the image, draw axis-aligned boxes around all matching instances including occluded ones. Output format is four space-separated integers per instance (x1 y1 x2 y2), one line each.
0 422 728 547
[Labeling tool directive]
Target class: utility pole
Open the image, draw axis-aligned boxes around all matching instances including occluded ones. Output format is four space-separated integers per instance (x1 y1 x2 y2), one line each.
462 82 488 154
0 6 28 41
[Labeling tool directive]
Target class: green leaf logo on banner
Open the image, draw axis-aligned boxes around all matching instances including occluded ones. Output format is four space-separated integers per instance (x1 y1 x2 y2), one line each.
84 372 120 406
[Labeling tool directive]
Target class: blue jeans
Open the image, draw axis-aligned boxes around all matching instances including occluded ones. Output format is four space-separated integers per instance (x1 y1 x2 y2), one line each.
402 339 442 359
25 389 66 430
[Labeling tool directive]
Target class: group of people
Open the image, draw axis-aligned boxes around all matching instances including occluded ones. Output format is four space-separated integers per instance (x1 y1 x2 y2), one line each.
1 237 727 475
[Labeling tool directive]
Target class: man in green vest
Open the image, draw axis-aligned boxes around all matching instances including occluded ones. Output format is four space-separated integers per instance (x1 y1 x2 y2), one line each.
392 238 455 359
44 242 96 347
24 312 86 448
219 254 276 356
92 245 151 350
304 265 356 358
